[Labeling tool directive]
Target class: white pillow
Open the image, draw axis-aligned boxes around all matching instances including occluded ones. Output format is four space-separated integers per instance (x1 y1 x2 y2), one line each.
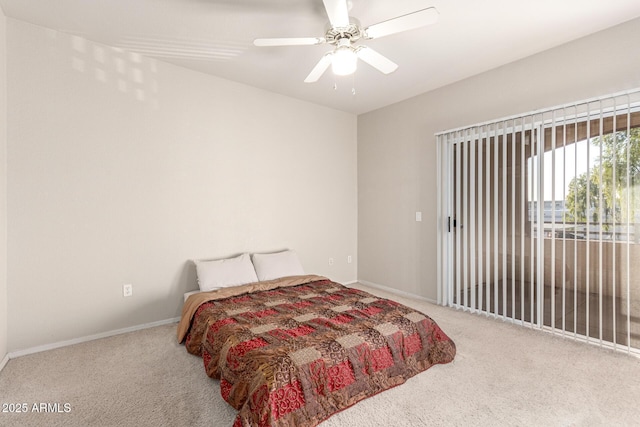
184 290 201 302
251 250 305 281
194 253 259 292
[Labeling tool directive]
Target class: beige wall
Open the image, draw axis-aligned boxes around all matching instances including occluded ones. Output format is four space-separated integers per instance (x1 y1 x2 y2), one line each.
358 18 640 301
0 7 7 363
6 19 357 352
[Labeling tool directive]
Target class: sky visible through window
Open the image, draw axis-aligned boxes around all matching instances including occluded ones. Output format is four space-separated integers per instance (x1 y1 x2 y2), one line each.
528 138 598 203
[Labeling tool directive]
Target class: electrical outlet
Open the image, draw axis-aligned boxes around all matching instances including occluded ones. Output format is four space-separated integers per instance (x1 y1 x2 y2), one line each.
328 258 334 266
347 255 352 264
123 284 133 297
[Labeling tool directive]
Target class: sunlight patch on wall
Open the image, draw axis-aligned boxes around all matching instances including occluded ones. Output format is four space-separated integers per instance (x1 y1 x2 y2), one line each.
70 35 159 107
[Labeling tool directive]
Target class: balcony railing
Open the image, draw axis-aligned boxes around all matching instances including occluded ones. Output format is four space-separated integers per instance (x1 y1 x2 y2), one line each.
535 222 640 243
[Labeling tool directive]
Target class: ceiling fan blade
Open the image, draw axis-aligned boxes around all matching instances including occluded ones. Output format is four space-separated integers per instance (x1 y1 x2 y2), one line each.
356 46 398 74
304 53 333 83
254 37 325 47
322 0 350 28
364 7 439 39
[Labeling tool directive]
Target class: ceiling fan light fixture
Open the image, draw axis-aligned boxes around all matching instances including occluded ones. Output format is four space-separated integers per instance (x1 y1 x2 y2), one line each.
332 45 357 76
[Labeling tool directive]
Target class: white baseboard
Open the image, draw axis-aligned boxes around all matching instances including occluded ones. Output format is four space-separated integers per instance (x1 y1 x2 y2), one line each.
0 353 8 373
8 317 181 359
356 280 437 304
4 281 431 361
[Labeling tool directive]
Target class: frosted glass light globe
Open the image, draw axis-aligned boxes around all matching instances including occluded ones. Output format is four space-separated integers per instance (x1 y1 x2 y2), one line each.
332 46 357 76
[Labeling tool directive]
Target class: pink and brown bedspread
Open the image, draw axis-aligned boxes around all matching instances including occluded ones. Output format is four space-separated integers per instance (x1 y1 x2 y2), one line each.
177 275 456 427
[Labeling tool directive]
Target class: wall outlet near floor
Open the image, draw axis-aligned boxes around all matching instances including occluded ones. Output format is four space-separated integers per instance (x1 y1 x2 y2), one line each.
328 257 334 266
123 284 133 297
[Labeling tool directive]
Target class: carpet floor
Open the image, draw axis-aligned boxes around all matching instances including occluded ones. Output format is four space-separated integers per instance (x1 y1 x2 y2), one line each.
1 283 639 427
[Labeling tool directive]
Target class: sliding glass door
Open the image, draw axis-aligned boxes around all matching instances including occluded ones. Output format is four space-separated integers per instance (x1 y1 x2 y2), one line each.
437 91 640 354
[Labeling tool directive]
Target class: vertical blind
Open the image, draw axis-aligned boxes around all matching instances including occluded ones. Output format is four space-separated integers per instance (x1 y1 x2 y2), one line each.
437 89 640 355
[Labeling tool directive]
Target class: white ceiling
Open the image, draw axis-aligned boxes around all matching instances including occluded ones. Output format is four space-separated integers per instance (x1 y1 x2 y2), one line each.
2 0 640 114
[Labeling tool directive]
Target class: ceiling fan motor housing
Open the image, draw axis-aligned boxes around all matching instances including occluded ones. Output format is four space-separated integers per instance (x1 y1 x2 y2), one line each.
325 20 362 44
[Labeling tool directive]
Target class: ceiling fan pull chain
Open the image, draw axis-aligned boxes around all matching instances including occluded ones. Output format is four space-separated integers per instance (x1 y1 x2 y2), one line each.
352 73 357 96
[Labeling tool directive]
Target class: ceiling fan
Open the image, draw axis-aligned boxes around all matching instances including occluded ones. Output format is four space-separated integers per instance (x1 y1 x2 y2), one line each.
253 0 439 83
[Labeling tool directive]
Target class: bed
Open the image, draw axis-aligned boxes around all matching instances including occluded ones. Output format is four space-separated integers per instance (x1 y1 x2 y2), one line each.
177 274 456 427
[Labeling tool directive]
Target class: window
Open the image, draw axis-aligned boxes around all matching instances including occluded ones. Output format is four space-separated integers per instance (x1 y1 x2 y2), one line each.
529 112 640 242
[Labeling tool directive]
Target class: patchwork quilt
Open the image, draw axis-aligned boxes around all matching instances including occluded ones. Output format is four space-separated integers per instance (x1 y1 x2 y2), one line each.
178 275 456 427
